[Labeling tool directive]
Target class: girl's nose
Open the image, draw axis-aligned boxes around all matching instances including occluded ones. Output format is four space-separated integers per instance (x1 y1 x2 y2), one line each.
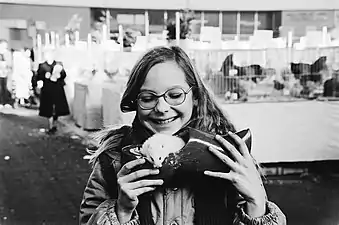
154 97 170 112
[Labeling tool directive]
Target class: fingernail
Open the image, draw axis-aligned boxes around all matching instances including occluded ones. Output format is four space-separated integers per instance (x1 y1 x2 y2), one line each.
153 169 160 174
215 134 221 139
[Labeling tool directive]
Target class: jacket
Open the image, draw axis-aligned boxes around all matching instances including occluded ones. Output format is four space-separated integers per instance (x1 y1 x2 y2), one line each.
79 149 286 225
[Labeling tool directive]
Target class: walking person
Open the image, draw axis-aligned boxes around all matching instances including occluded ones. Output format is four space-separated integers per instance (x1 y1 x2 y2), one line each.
36 49 70 134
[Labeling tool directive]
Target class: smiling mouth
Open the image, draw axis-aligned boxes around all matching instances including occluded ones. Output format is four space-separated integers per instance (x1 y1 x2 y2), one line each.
149 117 178 125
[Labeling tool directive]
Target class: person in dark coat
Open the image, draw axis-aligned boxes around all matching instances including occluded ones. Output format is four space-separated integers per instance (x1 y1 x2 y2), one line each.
37 50 70 134
323 70 339 97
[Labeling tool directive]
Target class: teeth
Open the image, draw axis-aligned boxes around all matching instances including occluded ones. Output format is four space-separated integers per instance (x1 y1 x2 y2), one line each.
155 118 175 124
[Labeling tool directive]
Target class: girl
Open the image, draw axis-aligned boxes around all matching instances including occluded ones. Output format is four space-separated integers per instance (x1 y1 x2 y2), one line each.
79 46 286 225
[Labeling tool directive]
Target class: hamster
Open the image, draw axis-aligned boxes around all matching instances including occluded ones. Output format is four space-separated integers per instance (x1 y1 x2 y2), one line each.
140 134 185 168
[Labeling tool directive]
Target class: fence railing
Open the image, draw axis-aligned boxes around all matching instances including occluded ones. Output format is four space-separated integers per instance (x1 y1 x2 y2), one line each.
191 46 339 102
187 46 339 75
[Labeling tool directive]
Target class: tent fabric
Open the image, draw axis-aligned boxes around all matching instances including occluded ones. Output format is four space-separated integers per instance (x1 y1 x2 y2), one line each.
223 101 339 163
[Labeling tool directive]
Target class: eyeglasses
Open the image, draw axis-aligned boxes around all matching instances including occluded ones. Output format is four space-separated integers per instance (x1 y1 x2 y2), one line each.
136 87 193 110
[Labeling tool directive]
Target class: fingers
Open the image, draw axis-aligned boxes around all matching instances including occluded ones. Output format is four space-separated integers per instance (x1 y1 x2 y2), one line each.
204 170 234 182
226 132 250 157
215 134 245 163
117 160 163 198
119 177 163 204
117 158 146 177
133 187 157 196
129 179 164 190
120 179 163 198
120 168 160 183
208 146 240 171
122 186 158 199
120 186 158 202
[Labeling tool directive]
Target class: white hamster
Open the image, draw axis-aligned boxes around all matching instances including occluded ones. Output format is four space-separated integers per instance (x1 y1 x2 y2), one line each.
140 134 185 168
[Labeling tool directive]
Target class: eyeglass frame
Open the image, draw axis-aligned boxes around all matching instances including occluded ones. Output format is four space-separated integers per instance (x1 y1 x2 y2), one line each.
136 86 194 110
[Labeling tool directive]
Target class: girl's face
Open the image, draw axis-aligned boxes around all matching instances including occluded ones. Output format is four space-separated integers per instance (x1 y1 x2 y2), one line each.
137 61 194 135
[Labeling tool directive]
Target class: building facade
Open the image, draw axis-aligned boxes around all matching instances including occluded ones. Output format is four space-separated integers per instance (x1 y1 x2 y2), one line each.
0 0 339 49
0 3 91 49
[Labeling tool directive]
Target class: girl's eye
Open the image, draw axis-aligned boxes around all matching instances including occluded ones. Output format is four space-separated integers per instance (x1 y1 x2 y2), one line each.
168 92 183 99
140 96 156 103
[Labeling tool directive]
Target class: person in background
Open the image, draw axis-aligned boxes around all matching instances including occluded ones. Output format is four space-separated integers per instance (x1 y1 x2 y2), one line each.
29 47 40 106
12 48 33 106
323 63 339 98
0 39 14 108
36 49 70 134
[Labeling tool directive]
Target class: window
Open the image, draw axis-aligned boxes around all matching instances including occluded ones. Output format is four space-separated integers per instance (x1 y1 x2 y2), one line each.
167 10 177 24
190 11 202 37
110 9 145 34
258 12 273 30
149 10 164 25
10 28 23 41
148 10 164 34
240 12 255 35
222 12 237 34
273 11 282 37
258 11 282 38
193 11 202 21
204 11 219 27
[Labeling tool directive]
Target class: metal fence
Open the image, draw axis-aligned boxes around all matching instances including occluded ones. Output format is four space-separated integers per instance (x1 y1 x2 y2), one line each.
188 47 339 101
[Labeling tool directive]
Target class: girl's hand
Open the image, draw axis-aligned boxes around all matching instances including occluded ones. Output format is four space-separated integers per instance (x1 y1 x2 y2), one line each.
116 158 163 223
204 132 266 217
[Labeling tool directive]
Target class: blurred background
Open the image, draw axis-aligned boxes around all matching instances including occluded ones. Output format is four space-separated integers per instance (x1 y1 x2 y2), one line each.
1 0 339 224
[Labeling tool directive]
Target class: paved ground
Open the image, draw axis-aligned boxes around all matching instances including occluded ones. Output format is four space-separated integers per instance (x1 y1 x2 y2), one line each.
0 108 91 225
1 107 339 225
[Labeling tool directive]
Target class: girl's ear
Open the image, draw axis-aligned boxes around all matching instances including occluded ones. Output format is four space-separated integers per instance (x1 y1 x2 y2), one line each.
193 99 198 106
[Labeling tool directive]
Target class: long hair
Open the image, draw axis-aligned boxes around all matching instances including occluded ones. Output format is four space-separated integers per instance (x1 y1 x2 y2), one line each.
87 46 263 205
120 45 236 135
